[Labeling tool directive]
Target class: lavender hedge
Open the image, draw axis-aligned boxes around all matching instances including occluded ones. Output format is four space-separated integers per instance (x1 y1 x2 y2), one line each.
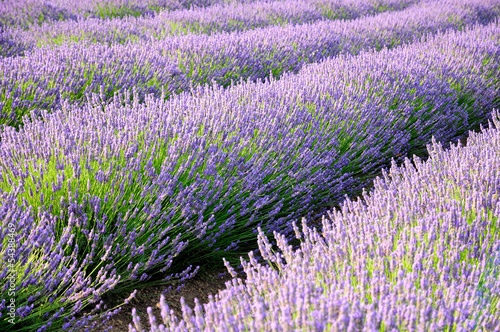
1 0 498 128
132 110 500 331
1 0 417 56
0 0 230 30
1 23 499 331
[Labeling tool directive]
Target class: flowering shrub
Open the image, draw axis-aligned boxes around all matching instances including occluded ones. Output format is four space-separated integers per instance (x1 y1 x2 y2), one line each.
1 0 417 53
1 20 500 331
2 0 499 127
132 109 500 331
0 0 227 30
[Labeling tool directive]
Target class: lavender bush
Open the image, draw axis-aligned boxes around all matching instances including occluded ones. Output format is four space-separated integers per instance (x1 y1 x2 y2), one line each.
0 190 129 331
0 0 231 30
1 0 417 55
132 110 500 331
1 0 498 128
1 22 499 331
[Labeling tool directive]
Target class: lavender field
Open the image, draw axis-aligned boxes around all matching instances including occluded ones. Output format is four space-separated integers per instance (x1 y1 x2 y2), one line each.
0 0 499 331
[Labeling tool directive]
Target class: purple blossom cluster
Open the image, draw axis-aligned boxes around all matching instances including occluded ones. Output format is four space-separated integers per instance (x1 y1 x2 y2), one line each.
0 191 126 331
0 0 227 30
1 21 499 330
131 110 500 331
1 0 498 128
1 0 417 54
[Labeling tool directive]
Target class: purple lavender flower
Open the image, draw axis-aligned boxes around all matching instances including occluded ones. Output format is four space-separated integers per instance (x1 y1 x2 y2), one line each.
1 0 498 127
132 110 500 331
2 6 500 332
1 0 418 55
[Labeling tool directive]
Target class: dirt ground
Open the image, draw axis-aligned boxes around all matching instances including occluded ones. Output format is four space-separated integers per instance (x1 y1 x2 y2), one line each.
89 266 239 331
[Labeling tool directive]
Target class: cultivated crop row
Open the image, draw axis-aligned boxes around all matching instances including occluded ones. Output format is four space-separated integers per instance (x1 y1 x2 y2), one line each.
1 0 498 128
1 0 417 56
0 0 230 29
1 22 499 331
132 110 500 331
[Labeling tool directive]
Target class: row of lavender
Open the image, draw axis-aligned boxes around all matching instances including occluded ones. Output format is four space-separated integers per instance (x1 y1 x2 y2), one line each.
1 0 499 128
132 110 500 331
0 0 417 56
0 0 230 30
1 23 499 331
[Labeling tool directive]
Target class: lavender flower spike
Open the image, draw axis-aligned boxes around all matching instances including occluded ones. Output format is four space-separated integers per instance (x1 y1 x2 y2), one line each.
136 109 500 331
